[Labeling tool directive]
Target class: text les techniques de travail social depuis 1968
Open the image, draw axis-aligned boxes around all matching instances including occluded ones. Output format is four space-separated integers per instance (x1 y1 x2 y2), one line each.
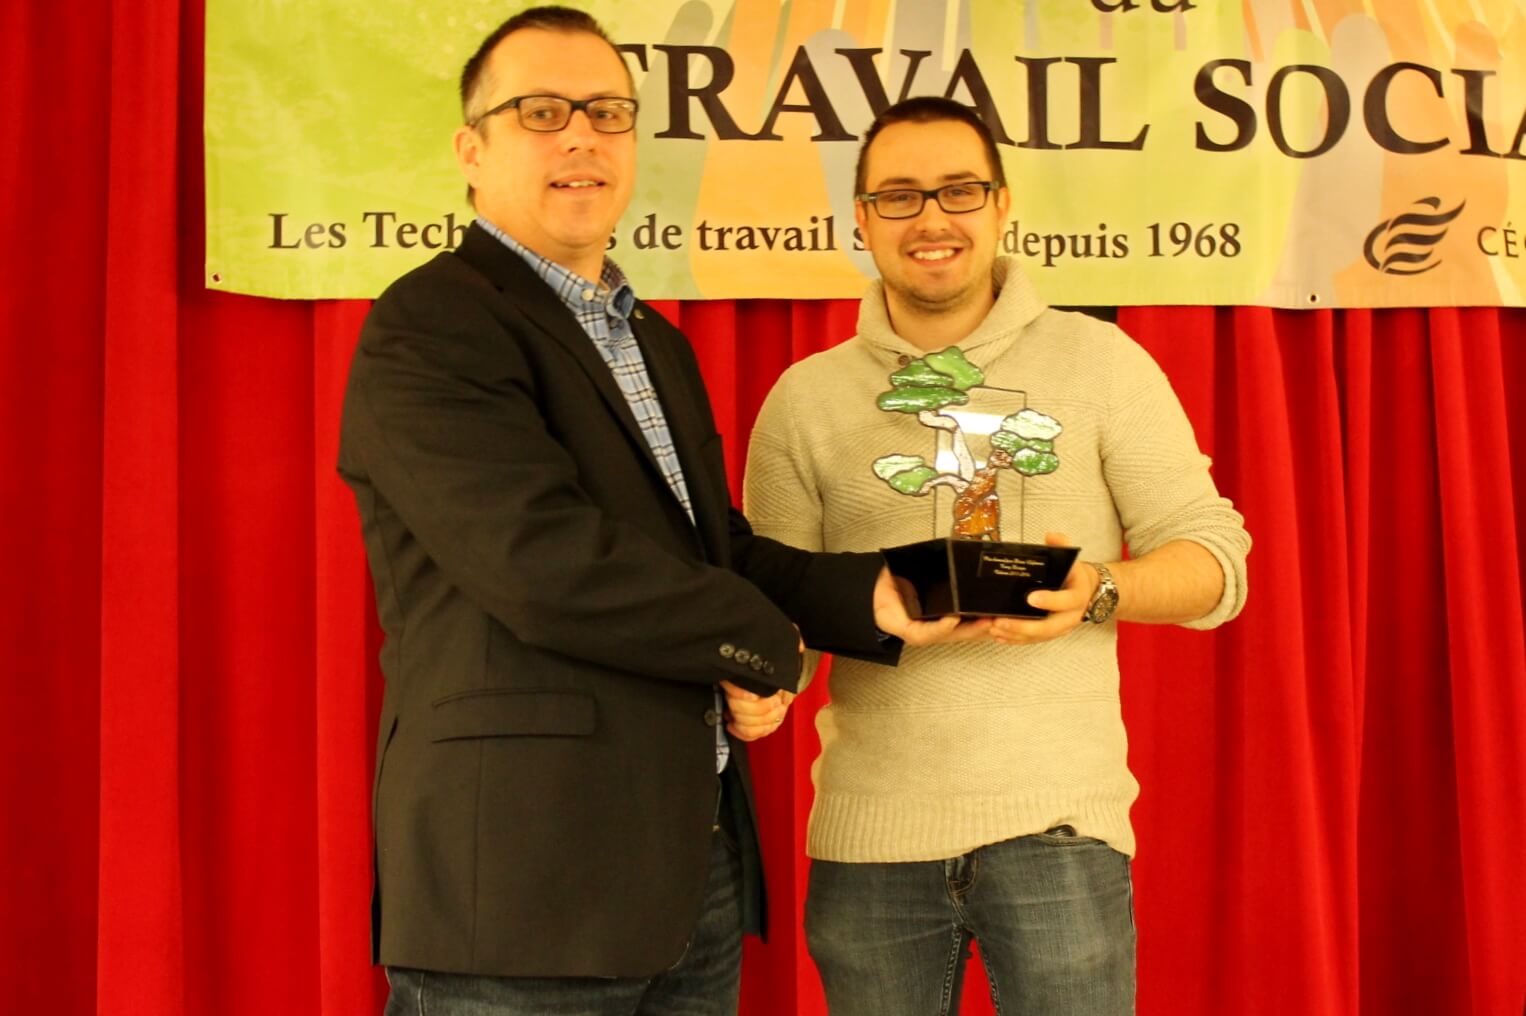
267 210 1244 268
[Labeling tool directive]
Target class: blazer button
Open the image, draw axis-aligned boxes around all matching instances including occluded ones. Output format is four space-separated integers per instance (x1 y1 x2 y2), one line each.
719 643 735 658
749 657 765 672
764 662 775 676
704 708 722 727
734 649 751 665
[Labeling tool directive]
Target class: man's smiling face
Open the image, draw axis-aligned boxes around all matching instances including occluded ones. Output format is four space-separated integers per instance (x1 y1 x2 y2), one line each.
455 28 636 275
854 119 1010 316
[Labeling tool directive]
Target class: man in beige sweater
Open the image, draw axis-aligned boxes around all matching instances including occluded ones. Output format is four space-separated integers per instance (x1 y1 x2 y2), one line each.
737 98 1250 1015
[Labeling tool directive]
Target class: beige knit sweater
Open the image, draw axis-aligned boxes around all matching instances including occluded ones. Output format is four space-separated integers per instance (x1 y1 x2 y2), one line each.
744 257 1250 862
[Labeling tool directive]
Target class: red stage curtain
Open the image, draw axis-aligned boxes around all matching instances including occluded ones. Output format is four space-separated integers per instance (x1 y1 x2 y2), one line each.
3 3 1524 1015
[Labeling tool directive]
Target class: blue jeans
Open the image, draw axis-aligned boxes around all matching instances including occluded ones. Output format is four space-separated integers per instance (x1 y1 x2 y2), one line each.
805 827 1135 1016
383 830 743 1016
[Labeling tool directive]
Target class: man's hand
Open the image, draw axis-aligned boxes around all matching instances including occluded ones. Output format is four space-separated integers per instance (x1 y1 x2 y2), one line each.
873 565 993 647
989 532 1099 646
721 680 794 741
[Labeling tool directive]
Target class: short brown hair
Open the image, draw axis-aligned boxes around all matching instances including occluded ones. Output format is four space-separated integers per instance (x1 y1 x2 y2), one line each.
459 6 629 125
854 96 1007 197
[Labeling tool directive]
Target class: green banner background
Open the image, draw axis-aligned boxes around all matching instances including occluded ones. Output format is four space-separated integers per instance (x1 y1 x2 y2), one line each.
206 0 1526 306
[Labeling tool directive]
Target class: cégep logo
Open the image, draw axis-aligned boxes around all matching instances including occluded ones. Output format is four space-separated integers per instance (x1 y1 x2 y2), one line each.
1364 197 1466 275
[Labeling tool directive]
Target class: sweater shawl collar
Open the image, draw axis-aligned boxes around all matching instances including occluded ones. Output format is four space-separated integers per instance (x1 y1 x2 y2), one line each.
853 255 1048 364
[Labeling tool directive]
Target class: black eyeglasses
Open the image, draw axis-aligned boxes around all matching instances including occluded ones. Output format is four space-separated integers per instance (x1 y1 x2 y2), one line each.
856 181 997 219
470 94 639 133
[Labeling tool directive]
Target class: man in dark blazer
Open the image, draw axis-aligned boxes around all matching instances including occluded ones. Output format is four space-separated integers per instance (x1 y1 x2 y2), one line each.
338 8 982 1015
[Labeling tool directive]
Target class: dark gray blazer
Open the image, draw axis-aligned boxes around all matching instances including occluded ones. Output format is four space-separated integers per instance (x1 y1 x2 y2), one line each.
338 223 896 978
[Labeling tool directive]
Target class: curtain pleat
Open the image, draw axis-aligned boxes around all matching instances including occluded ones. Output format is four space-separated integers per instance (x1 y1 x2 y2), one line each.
96 0 186 1013
0 2 108 1014
1429 311 1526 1015
4 4 1526 1015
315 301 391 1016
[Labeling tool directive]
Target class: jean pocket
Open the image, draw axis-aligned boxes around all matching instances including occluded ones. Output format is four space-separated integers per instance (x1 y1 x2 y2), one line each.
1034 824 1103 846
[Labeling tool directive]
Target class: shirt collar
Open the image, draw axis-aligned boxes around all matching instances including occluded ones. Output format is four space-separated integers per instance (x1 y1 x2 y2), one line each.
476 216 634 321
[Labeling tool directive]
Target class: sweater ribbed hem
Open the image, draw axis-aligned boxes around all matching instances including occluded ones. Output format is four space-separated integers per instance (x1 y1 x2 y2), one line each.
806 786 1138 862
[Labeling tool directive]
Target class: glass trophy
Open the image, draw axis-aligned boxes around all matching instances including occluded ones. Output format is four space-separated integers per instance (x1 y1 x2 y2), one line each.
870 347 1077 619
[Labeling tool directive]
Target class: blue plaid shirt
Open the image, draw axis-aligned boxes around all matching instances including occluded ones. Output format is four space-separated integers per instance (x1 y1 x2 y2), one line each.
481 219 729 771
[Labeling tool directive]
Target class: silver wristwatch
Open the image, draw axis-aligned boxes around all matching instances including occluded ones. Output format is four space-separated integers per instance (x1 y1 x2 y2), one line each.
1082 562 1119 624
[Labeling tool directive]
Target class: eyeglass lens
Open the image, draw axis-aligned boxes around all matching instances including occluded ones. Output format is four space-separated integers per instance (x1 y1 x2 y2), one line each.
517 96 636 133
873 183 989 219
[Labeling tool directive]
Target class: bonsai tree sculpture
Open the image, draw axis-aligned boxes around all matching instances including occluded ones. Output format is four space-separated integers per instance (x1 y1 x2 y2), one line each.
871 347 1062 541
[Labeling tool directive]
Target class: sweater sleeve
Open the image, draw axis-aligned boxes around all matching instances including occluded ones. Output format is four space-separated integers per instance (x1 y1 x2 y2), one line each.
745 372 826 554
1102 331 1251 630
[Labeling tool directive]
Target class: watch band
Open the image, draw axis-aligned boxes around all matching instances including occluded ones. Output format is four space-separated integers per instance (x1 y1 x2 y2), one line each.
1083 562 1119 624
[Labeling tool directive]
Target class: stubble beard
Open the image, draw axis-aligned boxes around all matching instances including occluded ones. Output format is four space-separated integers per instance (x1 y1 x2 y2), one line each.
888 269 984 318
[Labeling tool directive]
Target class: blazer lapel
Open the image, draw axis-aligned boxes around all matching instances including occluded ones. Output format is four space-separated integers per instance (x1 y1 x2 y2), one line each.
453 225 665 482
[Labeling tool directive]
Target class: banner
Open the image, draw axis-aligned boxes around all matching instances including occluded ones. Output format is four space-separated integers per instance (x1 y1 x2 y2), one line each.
205 1 1526 306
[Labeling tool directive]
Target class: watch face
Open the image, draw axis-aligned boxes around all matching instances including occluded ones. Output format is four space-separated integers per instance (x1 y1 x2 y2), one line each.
1086 566 1118 623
